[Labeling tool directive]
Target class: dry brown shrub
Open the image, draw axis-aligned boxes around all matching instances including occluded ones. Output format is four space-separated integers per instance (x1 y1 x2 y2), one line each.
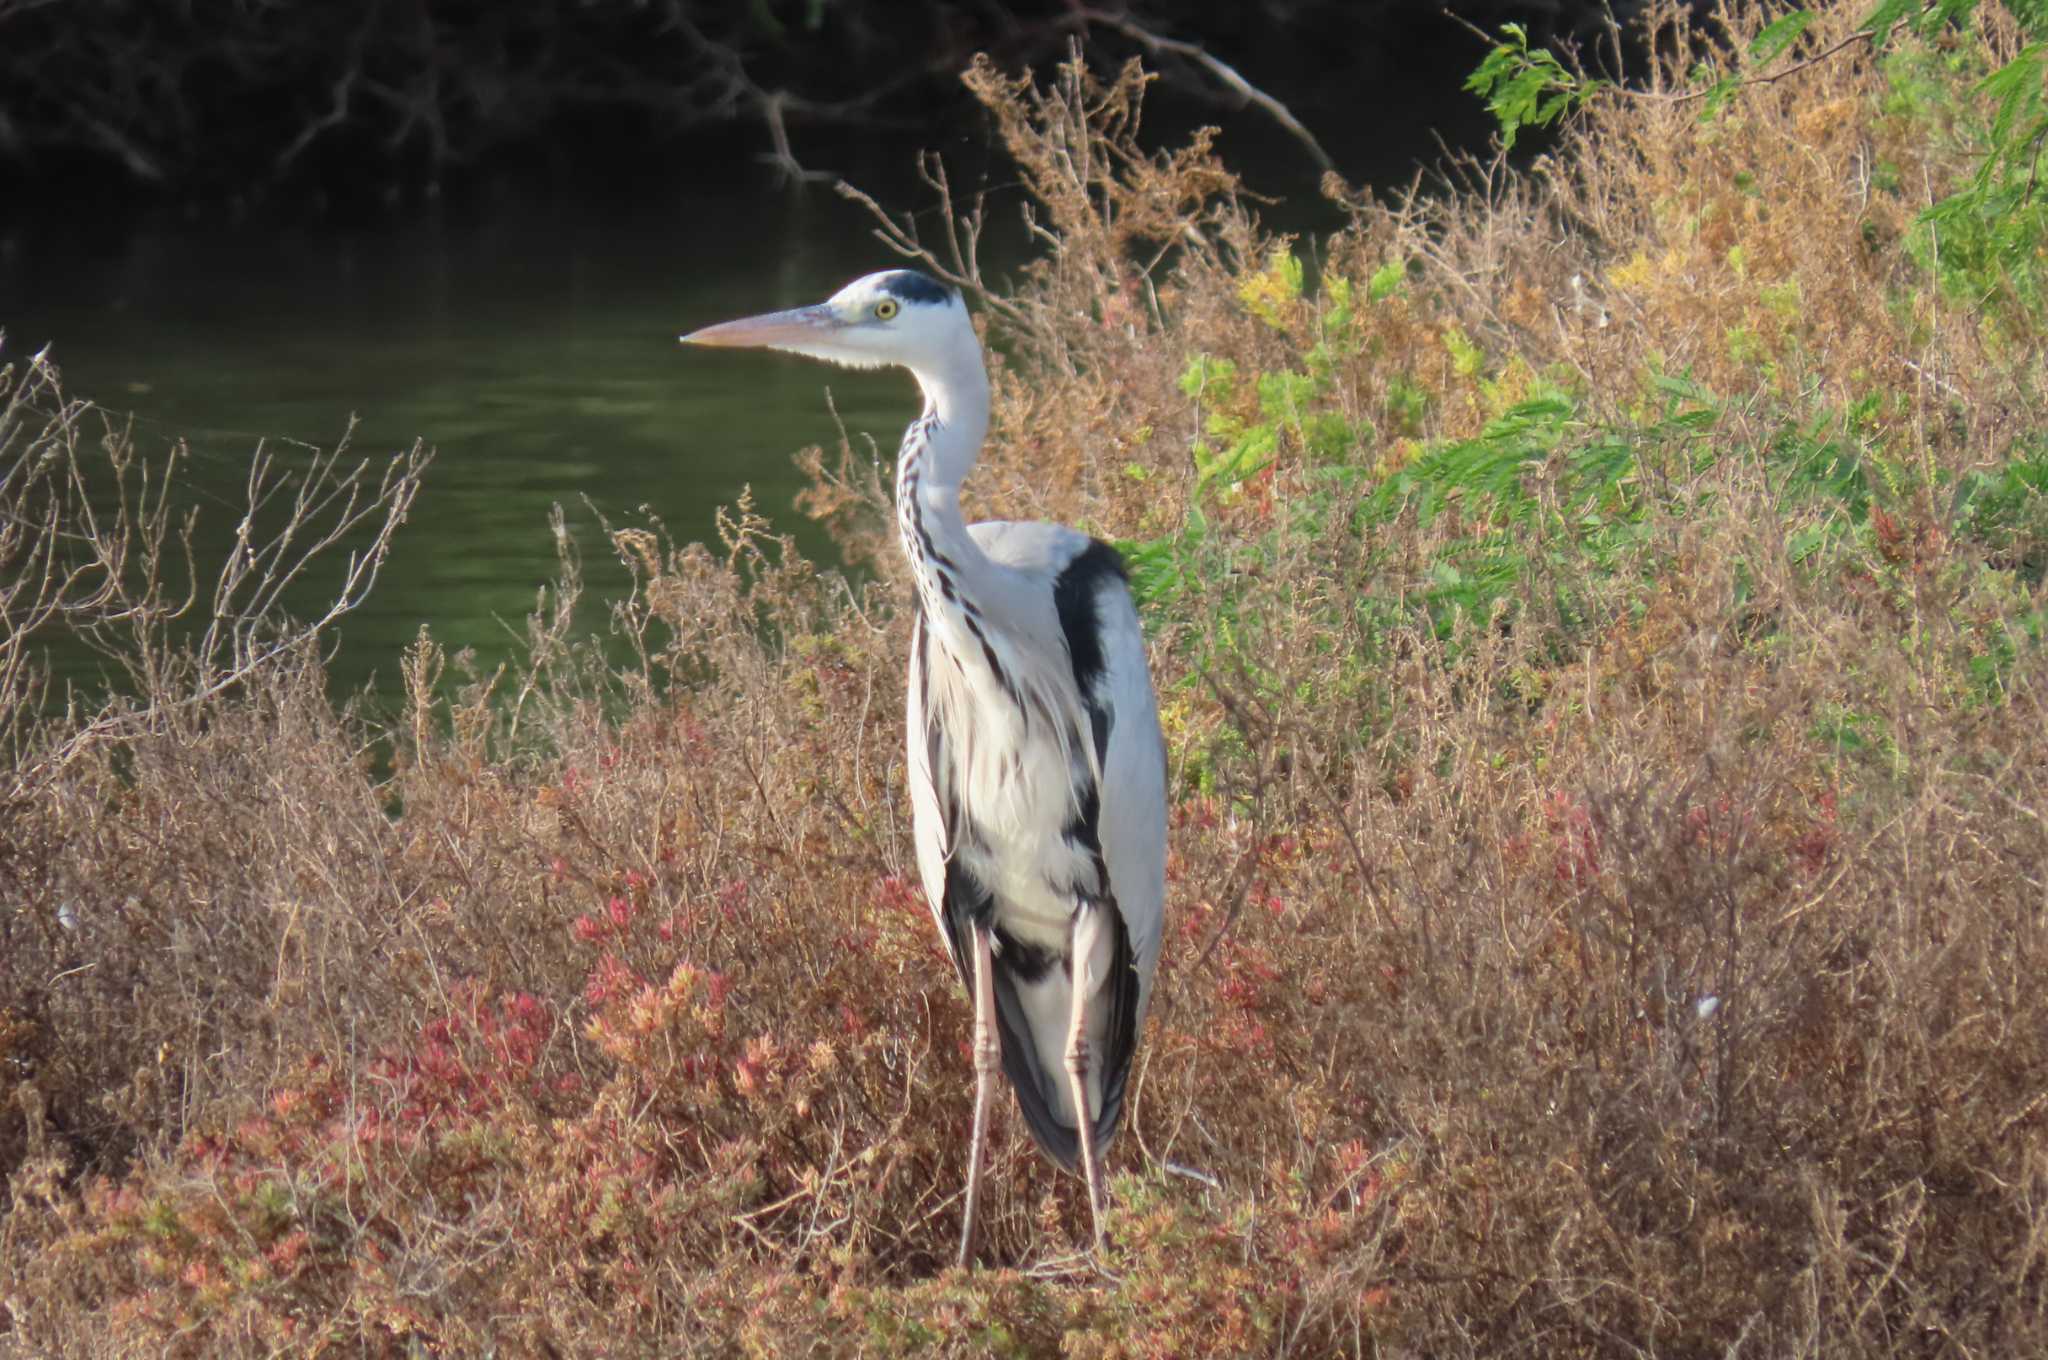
6 2 2048 1354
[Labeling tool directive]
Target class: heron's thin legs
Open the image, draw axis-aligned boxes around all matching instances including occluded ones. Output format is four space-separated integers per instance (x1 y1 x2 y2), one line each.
958 925 1000 1267
1065 909 1108 1254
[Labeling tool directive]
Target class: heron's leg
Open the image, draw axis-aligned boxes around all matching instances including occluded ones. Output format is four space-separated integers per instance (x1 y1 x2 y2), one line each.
958 925 999 1267
1064 906 1108 1253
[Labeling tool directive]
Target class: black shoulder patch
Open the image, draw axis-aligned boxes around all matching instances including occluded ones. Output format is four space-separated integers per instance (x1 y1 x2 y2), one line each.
1052 537 1127 700
883 270 956 306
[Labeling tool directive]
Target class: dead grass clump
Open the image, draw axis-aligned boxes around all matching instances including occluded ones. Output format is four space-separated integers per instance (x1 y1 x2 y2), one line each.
1 348 424 1198
7 0 2048 1353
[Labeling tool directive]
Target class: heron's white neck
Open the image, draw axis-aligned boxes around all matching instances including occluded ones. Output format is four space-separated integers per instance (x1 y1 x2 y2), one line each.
896 347 994 589
908 349 989 494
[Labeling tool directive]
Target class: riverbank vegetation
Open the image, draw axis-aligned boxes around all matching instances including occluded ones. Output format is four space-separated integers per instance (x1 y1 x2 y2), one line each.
5 0 2048 1353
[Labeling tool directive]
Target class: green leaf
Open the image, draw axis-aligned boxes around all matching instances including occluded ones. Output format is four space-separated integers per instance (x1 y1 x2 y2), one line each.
1787 525 1829 562
1700 75 1740 121
2009 0 2048 37
1750 10 1816 65
1179 354 1237 401
1859 0 1923 47
1465 23 1600 150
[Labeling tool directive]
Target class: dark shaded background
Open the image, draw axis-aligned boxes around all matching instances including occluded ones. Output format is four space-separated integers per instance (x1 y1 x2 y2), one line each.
0 0 1631 221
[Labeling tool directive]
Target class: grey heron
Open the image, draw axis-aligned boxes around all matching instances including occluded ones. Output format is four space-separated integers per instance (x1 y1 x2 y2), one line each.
682 270 1167 1265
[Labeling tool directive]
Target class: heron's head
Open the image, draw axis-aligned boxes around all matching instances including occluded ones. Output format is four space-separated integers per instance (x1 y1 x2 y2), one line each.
680 270 972 375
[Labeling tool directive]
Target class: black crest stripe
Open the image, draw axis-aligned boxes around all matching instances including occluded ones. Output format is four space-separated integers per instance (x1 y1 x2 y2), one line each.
884 271 957 306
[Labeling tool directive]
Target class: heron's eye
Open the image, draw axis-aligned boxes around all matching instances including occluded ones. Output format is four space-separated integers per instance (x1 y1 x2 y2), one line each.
874 298 900 321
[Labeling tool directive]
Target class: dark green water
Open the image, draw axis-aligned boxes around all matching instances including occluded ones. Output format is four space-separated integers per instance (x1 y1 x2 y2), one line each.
2 173 936 703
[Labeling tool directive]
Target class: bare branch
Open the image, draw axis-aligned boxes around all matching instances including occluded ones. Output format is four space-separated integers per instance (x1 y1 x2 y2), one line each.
1070 8 1335 174
0 349 430 803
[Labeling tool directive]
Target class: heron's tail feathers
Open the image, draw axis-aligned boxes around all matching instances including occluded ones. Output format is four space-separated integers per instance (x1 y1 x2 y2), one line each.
989 907 1140 1173
1001 1051 1127 1171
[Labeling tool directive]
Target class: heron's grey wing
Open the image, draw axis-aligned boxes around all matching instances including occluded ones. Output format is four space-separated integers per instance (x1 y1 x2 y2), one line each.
906 610 965 979
1072 548 1167 1141
1092 573 1166 1018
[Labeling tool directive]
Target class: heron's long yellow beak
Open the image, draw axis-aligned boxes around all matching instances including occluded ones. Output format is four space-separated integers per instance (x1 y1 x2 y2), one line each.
679 304 838 349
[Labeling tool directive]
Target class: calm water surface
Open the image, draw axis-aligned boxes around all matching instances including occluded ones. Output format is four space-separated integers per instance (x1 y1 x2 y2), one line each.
2 172 944 703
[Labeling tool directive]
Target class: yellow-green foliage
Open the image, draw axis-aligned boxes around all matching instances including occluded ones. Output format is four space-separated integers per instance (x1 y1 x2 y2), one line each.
5 3 2048 1356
